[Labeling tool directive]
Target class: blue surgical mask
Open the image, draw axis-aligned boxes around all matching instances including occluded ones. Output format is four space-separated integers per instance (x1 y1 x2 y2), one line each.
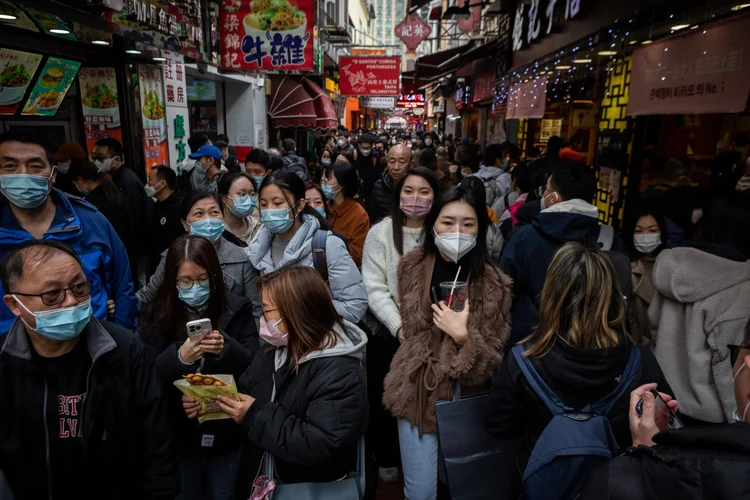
321 183 339 199
229 195 256 218
0 172 53 209
78 187 90 196
188 218 225 243
14 297 91 341
253 176 266 188
261 206 296 234
501 158 510 171
177 283 211 307
315 206 327 218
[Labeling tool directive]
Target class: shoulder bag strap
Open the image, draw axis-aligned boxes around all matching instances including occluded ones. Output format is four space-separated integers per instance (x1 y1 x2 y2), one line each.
510 345 567 416
311 229 329 282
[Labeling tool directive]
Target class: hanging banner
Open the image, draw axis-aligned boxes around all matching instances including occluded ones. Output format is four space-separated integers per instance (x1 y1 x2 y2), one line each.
219 0 314 72
0 48 43 115
21 57 81 116
162 51 189 170
138 64 170 168
629 16 750 116
79 67 122 155
395 13 431 53
506 76 548 119
473 71 495 103
339 56 400 96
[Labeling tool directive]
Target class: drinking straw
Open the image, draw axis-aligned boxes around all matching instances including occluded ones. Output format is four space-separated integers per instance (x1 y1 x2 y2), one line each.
447 266 461 308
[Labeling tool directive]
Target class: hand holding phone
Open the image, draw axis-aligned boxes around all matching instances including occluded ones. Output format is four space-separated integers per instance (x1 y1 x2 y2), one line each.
636 388 682 431
187 318 212 341
629 383 681 448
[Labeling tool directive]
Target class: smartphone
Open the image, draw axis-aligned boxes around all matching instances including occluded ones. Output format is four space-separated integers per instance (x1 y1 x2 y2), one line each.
430 287 441 306
636 388 683 430
186 318 212 341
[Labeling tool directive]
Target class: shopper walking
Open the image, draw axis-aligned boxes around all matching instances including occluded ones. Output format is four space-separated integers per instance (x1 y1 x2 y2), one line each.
322 161 370 266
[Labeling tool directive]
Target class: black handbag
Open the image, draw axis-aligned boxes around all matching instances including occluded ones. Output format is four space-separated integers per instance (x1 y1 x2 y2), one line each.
435 384 510 500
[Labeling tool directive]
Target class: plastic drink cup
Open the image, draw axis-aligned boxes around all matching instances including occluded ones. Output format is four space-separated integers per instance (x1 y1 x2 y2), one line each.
440 281 468 311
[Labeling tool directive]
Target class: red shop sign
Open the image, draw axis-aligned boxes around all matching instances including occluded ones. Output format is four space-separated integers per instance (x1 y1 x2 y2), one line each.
628 16 750 116
339 56 401 96
473 71 495 103
395 13 431 53
219 0 314 72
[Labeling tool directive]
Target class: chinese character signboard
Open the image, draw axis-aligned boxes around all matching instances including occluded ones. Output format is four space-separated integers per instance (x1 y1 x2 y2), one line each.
78 68 122 155
540 118 562 143
360 96 397 109
138 65 170 168
21 57 81 116
395 13 431 53
473 71 495 103
220 0 314 72
162 51 189 168
397 91 426 109
513 0 582 52
339 56 400 96
0 48 43 115
628 17 750 116
506 76 548 119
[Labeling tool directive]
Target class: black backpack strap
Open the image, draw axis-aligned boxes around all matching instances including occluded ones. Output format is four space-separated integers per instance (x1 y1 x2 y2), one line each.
591 346 642 415
311 229 328 282
511 345 567 416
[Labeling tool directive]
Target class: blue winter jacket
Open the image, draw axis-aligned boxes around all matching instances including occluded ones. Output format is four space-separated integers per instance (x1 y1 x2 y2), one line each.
0 189 137 332
500 209 628 342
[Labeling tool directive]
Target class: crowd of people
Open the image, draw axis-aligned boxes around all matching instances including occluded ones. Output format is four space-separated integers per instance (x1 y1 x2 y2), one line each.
0 125 749 500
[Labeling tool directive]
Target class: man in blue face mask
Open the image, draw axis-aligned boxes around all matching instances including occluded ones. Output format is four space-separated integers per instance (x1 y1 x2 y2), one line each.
0 131 136 333
0 240 178 499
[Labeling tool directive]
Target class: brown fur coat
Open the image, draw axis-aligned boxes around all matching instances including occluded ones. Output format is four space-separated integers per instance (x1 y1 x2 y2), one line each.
383 249 512 434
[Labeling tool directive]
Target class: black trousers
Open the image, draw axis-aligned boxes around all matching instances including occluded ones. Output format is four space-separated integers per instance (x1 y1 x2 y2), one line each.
365 330 401 468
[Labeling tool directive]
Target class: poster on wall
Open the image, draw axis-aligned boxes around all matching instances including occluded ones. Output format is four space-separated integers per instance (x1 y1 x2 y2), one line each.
21 57 81 116
539 119 562 143
0 48 43 115
506 77 548 119
138 65 170 168
78 67 122 155
162 51 189 168
339 56 400 96
219 0 314 72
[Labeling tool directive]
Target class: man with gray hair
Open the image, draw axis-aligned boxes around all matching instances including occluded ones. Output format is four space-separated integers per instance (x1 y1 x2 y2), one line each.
0 240 178 499
280 138 309 180
367 143 412 224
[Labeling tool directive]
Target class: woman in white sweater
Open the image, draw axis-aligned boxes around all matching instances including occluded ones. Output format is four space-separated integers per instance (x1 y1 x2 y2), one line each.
361 166 439 484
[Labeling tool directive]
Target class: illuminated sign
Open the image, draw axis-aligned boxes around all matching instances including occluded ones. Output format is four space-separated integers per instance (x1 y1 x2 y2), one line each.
396 91 425 108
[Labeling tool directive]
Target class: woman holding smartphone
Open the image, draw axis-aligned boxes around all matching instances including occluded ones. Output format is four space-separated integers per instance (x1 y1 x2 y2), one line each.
139 235 258 500
182 266 368 488
484 242 672 497
383 185 512 499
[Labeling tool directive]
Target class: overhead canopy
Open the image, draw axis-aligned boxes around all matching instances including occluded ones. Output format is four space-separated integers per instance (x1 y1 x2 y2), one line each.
268 77 337 129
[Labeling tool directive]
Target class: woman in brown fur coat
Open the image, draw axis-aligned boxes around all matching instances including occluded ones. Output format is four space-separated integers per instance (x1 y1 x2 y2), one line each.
383 185 512 499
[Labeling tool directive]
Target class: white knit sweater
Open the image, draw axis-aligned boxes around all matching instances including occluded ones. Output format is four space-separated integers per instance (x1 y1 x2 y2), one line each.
362 217 425 336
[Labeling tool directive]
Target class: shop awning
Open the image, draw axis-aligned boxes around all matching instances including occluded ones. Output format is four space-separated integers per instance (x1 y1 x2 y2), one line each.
268 77 337 129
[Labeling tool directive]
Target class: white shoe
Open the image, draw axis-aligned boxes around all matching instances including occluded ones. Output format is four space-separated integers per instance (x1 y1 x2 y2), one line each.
378 466 399 483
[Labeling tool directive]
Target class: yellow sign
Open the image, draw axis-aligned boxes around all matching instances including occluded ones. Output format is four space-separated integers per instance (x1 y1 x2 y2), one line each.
324 78 339 94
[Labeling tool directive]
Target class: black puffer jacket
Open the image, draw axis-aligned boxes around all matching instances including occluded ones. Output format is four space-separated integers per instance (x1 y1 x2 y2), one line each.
580 423 750 500
0 318 178 500
239 321 368 484
484 340 671 486
366 173 394 225
139 292 259 452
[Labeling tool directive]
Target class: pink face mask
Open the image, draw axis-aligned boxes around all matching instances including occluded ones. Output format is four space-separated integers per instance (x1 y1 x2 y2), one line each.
260 316 288 346
400 197 432 218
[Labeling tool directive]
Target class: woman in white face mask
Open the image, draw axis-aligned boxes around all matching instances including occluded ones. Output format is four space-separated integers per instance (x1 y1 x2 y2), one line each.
383 185 512 500
624 204 667 347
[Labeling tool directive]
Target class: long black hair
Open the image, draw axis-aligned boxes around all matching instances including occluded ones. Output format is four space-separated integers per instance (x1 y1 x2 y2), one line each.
323 162 359 199
259 169 330 230
68 159 127 211
390 166 439 255
181 190 224 220
622 200 669 260
141 235 227 348
422 185 490 278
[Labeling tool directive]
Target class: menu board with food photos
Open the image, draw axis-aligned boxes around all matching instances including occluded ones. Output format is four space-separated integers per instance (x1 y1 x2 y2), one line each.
79 67 122 155
21 57 81 116
0 48 43 115
138 64 170 167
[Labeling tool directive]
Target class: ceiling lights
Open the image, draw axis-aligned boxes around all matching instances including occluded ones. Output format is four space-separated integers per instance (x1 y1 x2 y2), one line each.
125 49 142 55
641 40 653 45
0 13 17 20
598 51 617 56
731 4 750 11
671 24 690 30
555 65 571 70
572 58 592 64
152 57 167 62
629 40 638 45
49 28 70 35
92 40 109 46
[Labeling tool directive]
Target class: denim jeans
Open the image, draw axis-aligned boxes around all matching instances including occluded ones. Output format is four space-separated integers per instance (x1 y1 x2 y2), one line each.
178 445 243 500
397 419 439 500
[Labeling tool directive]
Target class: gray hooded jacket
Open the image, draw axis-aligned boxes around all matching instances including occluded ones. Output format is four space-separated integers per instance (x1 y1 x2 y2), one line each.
248 214 368 323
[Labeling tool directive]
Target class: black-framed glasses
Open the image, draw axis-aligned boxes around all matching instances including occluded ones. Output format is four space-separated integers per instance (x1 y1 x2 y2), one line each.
729 344 750 366
176 276 210 290
262 308 278 321
11 280 92 306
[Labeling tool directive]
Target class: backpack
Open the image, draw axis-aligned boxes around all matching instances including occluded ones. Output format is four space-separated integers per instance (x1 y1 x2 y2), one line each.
510 344 641 500
593 226 633 300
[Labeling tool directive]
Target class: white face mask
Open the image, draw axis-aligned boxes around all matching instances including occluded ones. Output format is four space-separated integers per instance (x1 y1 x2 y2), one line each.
633 233 661 254
433 229 477 263
57 160 72 174
95 158 114 173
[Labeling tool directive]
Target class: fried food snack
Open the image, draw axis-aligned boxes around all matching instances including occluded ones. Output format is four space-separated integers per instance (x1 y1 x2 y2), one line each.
174 374 237 423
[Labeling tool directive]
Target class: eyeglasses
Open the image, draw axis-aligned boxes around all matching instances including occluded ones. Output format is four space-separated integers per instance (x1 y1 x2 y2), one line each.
261 308 278 321
728 344 750 366
12 280 92 306
176 276 210 290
